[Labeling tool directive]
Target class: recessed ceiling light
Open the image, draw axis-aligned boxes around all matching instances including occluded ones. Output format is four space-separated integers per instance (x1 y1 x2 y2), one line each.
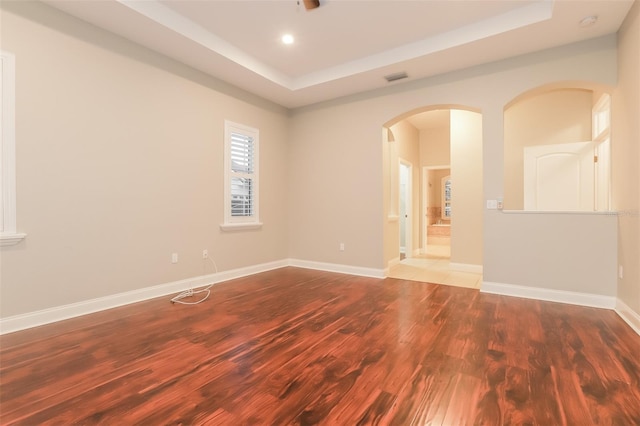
579 15 598 27
282 34 294 45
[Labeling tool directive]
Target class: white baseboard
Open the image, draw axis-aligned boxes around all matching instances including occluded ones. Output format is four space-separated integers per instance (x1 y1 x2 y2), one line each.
481 281 616 309
0 259 387 334
0 259 288 335
615 299 640 336
384 256 401 275
289 258 385 279
449 262 483 274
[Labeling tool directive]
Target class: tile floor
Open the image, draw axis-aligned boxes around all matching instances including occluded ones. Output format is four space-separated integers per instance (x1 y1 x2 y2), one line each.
387 245 482 289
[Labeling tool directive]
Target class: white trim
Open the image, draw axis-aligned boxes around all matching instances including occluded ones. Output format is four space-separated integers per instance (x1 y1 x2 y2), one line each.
481 281 616 309
421 167 427 253
289 258 385 279
1 50 26 245
592 93 611 139
0 259 287 335
2 258 634 338
399 159 413 260
449 262 483 274
219 222 263 232
223 120 260 227
0 258 391 334
615 299 640 336
0 232 26 246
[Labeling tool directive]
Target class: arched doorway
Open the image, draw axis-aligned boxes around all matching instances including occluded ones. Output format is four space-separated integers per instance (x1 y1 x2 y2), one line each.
382 106 483 288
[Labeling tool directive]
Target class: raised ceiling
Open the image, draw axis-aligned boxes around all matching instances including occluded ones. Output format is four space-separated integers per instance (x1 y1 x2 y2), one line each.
44 0 634 109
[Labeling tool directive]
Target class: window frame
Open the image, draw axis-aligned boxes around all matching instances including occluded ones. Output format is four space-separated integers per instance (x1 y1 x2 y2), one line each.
1 50 26 246
220 120 262 231
592 93 611 211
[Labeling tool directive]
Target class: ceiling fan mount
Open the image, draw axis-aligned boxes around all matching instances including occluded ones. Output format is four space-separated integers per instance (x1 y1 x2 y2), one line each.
301 0 320 11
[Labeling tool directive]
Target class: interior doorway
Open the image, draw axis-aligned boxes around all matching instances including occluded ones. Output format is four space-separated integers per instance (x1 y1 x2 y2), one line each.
384 107 483 289
399 160 412 260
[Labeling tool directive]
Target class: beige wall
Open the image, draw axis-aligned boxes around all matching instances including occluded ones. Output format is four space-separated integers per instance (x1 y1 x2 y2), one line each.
503 89 593 210
450 110 483 266
291 34 618 297
288 100 384 269
0 3 289 317
614 0 640 317
484 212 618 295
420 119 451 167
1 0 632 321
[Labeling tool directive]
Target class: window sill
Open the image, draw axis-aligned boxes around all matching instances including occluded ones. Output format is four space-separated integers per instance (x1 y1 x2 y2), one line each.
1 232 26 247
220 222 263 232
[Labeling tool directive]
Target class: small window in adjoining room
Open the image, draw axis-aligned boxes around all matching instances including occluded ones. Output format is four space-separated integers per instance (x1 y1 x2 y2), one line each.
0 50 26 246
592 93 611 211
221 120 262 231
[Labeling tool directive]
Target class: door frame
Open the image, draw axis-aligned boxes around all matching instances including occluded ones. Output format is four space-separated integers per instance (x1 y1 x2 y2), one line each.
399 159 412 259
422 165 451 253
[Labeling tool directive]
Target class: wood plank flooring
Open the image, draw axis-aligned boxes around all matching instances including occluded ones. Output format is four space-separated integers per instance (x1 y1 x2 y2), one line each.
1 267 639 425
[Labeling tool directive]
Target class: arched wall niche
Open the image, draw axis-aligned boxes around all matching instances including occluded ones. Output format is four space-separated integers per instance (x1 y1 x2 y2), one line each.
504 80 612 110
503 80 613 211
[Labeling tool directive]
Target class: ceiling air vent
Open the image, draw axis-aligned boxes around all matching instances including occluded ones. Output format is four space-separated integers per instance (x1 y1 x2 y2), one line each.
384 72 408 83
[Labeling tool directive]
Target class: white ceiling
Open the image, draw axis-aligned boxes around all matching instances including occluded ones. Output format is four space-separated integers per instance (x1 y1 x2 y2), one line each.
44 0 634 110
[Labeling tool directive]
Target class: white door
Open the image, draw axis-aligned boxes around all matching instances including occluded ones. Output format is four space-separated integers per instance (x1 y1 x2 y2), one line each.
524 141 594 211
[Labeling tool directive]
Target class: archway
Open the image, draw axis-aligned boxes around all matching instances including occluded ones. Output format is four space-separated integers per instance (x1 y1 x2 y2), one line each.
382 106 483 287
503 81 613 212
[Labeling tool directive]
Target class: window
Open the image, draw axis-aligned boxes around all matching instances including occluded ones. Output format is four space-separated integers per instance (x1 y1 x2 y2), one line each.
592 94 611 211
221 120 261 231
442 176 451 219
1 50 25 246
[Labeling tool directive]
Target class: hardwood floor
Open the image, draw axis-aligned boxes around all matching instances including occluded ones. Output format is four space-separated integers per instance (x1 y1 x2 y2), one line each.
1 267 639 425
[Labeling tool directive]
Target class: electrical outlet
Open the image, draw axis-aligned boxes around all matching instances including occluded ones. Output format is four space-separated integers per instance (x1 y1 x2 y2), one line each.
339 243 345 251
203 249 208 259
486 200 498 209
619 265 624 279
171 253 178 264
